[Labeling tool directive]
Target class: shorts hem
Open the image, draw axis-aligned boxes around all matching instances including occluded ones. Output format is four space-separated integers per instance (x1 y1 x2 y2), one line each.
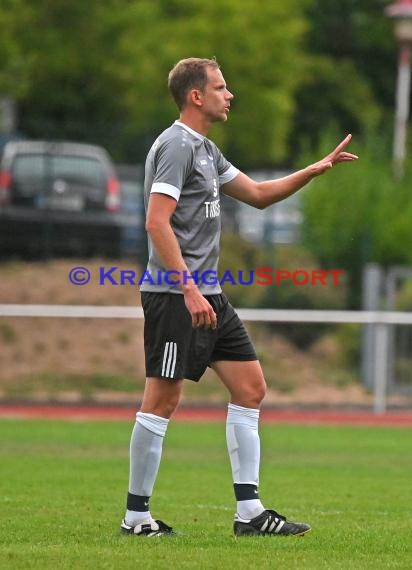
145 371 185 381
210 353 257 364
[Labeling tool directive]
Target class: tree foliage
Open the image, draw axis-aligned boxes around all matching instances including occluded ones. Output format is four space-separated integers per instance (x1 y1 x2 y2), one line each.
292 0 398 150
0 0 400 166
301 132 412 307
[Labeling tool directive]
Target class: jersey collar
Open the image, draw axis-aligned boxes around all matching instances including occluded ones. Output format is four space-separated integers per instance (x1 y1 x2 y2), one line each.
174 120 205 140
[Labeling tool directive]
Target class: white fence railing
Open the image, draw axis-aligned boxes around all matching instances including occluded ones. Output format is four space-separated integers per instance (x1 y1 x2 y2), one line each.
2 304 412 414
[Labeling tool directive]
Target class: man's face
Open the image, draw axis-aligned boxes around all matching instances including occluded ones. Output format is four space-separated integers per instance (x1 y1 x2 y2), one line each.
200 67 234 123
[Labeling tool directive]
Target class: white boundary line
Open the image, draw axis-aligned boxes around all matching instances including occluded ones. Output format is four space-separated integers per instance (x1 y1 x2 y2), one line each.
1 304 412 325
0 304 144 319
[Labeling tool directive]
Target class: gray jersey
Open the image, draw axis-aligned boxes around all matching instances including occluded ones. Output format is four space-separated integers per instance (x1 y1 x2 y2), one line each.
140 121 239 294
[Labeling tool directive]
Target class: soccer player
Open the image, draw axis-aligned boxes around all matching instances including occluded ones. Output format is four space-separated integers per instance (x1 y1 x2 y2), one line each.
121 58 358 537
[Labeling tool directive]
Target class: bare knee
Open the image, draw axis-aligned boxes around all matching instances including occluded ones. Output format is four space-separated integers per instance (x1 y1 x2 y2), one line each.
255 379 267 405
212 360 267 409
239 379 267 408
140 377 183 418
229 377 267 408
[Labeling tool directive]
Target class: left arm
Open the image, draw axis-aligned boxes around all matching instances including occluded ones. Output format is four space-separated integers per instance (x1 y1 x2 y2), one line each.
222 134 358 209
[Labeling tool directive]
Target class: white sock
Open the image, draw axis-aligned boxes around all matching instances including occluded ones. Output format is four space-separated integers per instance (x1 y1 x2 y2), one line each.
236 499 265 520
125 509 153 526
226 403 265 519
125 412 169 526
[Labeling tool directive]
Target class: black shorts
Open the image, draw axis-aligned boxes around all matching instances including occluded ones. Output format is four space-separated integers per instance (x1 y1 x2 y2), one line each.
141 292 257 381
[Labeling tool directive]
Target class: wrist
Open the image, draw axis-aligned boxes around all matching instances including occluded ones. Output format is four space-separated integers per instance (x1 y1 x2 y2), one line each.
306 164 319 179
181 281 198 294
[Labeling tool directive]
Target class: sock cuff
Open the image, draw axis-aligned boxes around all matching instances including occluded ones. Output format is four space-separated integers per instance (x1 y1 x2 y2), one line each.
136 412 169 437
127 492 150 512
233 483 260 501
227 403 260 428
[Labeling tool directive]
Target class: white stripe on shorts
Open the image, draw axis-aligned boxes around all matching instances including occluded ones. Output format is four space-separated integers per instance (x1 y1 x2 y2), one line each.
161 341 177 378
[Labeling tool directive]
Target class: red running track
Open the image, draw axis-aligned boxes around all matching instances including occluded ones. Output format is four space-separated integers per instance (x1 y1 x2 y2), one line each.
0 403 412 427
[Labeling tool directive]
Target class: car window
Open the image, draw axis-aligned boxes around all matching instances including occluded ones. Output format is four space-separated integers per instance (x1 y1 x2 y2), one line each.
12 154 106 186
120 180 141 200
12 154 46 180
52 155 105 185
120 180 143 213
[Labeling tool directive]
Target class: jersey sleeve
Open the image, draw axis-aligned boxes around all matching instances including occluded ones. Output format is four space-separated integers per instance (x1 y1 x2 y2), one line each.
151 137 194 201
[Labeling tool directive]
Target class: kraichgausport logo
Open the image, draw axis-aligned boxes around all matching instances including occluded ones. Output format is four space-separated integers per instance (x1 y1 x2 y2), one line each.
68 266 344 287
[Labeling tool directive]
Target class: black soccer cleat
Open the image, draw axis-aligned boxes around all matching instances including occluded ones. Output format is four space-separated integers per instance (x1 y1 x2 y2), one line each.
234 509 311 537
120 518 175 537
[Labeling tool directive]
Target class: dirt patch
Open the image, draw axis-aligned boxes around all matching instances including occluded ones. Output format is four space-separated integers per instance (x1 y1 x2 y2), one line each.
0 259 145 400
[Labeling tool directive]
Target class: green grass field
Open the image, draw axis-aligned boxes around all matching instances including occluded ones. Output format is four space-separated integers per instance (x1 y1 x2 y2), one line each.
1 419 411 569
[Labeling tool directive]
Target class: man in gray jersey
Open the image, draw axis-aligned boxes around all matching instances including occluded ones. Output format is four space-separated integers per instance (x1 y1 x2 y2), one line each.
121 57 358 538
